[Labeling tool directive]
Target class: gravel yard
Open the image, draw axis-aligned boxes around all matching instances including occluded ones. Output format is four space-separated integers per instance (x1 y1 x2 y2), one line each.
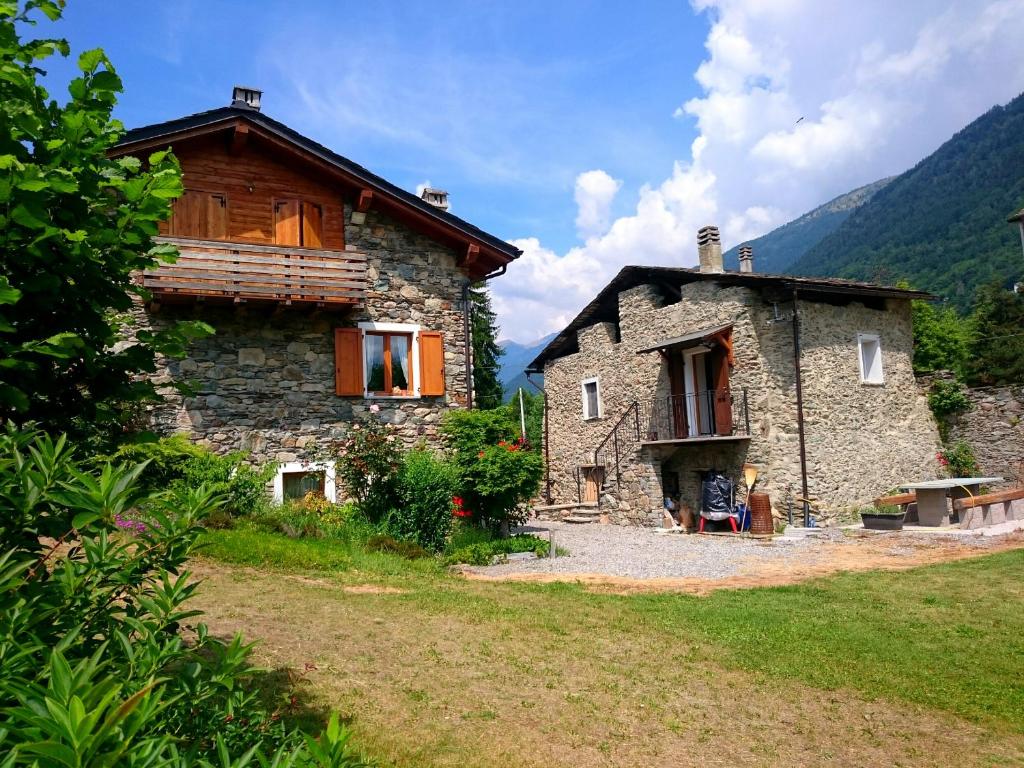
463 520 1023 587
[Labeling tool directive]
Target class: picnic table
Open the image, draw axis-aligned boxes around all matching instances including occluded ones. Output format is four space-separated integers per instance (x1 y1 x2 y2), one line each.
899 477 1004 527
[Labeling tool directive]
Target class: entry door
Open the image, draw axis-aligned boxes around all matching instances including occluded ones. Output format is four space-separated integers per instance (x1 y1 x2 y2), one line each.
583 467 604 502
684 350 713 437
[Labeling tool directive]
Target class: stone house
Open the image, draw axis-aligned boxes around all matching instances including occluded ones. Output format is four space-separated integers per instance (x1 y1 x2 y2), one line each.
527 227 943 525
114 87 519 503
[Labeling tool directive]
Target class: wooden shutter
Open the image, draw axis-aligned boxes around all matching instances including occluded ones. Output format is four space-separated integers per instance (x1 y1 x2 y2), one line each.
710 346 733 435
207 193 228 239
334 328 364 396
418 331 445 396
274 199 300 246
301 202 324 248
169 190 204 237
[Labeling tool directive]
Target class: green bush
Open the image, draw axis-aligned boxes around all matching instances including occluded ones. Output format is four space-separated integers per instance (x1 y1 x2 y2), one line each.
0 424 368 766
928 379 972 431
333 416 402 523
937 440 980 478
444 533 551 566
258 496 370 541
388 448 459 552
105 433 206 487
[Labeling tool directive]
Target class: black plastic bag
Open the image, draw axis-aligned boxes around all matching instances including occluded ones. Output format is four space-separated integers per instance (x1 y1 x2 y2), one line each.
700 470 734 519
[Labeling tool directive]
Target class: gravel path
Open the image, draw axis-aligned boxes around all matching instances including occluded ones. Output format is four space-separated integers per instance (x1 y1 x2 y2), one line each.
466 521 838 580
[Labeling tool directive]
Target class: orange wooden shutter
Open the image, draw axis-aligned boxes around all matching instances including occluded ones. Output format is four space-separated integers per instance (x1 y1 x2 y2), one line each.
207 193 228 239
274 199 300 245
710 347 733 435
301 202 323 248
169 190 204 237
418 331 445 396
335 328 364 396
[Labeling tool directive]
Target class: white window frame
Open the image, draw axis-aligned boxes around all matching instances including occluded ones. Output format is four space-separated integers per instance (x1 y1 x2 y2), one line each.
581 376 602 420
857 333 884 385
273 461 337 504
357 321 421 399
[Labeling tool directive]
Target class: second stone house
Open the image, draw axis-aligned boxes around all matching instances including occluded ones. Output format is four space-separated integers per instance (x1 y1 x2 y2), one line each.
114 87 520 504
528 226 943 525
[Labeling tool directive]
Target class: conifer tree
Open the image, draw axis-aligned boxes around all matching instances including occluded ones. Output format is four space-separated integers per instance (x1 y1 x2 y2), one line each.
469 283 504 409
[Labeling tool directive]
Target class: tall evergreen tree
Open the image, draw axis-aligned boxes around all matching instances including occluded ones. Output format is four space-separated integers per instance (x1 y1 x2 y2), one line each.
967 280 1024 386
469 283 504 409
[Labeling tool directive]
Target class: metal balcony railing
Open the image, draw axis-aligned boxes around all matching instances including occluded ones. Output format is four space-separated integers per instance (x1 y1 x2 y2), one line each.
639 388 749 443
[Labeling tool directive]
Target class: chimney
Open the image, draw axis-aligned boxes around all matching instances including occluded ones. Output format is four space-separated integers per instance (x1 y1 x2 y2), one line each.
231 85 262 112
420 187 449 212
697 225 723 273
738 244 754 273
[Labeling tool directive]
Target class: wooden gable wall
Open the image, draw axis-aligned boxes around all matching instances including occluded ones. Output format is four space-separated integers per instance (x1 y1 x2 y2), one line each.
159 134 347 250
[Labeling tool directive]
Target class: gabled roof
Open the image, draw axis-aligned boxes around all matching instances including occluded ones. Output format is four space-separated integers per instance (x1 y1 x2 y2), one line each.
114 105 521 276
527 265 935 372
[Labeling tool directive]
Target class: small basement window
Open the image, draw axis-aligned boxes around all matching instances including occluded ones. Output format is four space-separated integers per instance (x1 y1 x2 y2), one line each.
273 462 337 504
581 377 601 420
857 333 884 385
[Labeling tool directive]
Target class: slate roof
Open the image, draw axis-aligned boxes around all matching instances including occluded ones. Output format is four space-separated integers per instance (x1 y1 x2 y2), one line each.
116 106 521 261
527 265 935 372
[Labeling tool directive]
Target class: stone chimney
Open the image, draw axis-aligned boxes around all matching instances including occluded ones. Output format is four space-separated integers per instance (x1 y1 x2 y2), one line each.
420 187 450 212
231 86 262 112
697 225 723 273
738 245 754 273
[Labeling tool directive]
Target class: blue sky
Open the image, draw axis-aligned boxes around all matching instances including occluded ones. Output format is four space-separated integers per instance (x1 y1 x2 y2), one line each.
46 1 1024 342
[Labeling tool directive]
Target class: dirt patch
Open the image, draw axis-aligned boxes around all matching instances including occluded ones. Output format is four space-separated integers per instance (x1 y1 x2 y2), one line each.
341 584 406 595
462 531 1024 595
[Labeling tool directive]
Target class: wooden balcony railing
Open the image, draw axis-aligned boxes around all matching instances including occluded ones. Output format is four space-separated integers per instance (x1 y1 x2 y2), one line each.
143 236 367 306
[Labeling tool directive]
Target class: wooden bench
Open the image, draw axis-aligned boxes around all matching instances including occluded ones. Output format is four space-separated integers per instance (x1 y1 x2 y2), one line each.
951 487 1024 529
875 492 917 508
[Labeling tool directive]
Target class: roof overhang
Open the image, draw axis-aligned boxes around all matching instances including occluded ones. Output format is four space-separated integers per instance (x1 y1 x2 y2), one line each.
111 108 521 281
636 323 733 355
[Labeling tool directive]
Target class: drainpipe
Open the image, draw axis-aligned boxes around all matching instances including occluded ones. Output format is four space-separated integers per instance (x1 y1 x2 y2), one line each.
791 286 811 526
526 371 552 503
462 264 507 410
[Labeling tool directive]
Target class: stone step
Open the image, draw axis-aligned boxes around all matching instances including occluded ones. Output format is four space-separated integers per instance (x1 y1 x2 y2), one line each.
564 514 600 524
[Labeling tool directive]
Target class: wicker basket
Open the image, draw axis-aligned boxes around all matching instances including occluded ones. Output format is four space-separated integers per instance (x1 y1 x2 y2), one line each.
748 492 774 535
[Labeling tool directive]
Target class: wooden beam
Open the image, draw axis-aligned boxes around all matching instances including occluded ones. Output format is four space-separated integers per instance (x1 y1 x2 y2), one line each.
357 189 374 213
464 243 480 266
228 123 250 156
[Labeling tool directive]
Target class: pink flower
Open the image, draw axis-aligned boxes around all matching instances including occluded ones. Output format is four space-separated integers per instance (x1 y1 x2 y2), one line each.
369 404 380 413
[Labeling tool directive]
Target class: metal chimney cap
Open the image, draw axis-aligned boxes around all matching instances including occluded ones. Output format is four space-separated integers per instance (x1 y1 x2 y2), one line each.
231 86 262 112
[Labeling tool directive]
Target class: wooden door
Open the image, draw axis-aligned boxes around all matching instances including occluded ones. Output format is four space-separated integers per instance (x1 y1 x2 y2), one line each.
274 199 300 245
301 202 324 248
710 346 733 435
583 467 604 502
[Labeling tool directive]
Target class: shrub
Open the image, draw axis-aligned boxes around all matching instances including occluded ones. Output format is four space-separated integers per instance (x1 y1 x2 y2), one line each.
105 433 206 487
928 380 972 441
937 441 980 478
334 416 402 523
441 411 543 531
444 533 551 566
365 534 429 560
0 424 368 766
262 496 367 540
389 448 459 552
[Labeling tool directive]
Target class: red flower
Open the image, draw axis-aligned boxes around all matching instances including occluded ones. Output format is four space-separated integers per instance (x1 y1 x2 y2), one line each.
453 508 472 518
452 496 464 507
478 450 485 458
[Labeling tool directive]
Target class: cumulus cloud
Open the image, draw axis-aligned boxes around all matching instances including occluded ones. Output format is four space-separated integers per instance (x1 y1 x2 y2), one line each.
493 0 1024 343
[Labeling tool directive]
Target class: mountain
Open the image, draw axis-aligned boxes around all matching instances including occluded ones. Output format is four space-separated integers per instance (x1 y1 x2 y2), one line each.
787 93 1024 308
724 178 892 273
497 333 555 401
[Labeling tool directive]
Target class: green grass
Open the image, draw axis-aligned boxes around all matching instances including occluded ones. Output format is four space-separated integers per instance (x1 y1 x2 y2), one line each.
196 526 1024 733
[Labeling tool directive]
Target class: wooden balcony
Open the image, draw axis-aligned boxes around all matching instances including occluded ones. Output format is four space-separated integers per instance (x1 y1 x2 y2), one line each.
143 236 367 307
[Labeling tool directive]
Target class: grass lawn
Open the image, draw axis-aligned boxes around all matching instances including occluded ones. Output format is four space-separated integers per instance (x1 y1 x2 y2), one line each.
194 527 1024 767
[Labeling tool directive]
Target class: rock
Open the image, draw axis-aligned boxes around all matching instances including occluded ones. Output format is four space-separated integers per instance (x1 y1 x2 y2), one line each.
286 342 310 356
281 364 305 382
238 348 266 366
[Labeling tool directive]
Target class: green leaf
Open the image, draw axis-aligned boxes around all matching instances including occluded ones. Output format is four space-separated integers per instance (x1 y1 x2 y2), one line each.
0 277 21 305
16 178 49 192
77 48 105 73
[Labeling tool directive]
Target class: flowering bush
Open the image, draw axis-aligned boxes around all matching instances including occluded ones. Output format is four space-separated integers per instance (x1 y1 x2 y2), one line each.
333 416 403 523
937 441 979 478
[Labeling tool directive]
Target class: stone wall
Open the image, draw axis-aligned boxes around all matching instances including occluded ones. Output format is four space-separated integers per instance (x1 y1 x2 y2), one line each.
543 277 943 525
930 377 1024 485
135 204 471 465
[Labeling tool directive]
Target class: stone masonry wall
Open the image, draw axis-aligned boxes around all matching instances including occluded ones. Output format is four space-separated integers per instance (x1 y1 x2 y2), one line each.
135 205 471 466
543 278 943 525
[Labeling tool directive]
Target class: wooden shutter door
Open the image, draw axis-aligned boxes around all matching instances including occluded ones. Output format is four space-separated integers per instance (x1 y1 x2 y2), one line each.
169 190 204 237
207 193 228 239
418 331 445 396
301 202 324 248
274 199 300 245
334 328 364 396
710 347 733 435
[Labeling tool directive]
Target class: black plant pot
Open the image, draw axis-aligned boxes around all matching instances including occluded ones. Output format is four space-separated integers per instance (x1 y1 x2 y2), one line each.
860 512 906 531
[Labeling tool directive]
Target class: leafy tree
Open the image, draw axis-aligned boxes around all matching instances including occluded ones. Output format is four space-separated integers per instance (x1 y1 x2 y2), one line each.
966 279 1024 385
911 299 971 377
0 0 211 447
469 283 504 409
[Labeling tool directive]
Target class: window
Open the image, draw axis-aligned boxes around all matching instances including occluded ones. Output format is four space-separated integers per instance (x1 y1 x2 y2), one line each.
274 199 324 248
273 462 337 504
581 377 601 420
857 333 884 384
168 189 228 239
334 322 446 398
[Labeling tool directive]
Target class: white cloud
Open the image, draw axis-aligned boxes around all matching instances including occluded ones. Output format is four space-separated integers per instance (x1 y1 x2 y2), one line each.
574 170 622 240
493 0 1024 342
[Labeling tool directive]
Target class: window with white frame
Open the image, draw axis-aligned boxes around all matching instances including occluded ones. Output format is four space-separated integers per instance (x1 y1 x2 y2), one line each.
581 377 601 420
359 322 420 398
857 333 884 385
273 461 337 504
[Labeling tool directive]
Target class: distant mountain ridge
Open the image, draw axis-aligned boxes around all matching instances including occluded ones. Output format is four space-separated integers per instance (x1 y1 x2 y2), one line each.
724 177 892 274
497 333 555 401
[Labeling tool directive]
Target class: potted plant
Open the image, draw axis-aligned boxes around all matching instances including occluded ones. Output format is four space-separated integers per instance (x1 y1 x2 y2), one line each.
860 504 906 531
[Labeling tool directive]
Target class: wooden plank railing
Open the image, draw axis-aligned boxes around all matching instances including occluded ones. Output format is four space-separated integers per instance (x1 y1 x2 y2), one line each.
144 236 368 305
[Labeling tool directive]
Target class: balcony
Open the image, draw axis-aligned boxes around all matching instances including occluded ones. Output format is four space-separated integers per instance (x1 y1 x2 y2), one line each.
143 236 367 307
639 389 750 445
